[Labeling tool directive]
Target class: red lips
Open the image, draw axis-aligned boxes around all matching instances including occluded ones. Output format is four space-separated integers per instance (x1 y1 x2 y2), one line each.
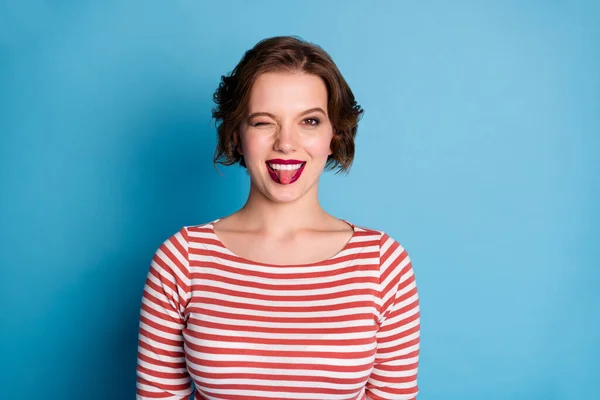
266 159 305 165
265 159 307 185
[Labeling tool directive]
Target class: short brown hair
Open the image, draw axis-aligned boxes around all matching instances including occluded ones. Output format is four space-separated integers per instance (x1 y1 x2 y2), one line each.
212 36 363 174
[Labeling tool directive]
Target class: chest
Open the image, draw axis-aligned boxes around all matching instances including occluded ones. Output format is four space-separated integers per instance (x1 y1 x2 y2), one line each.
181 261 380 398
216 230 353 265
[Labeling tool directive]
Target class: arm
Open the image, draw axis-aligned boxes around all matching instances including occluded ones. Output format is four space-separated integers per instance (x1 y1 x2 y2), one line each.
136 227 194 399
366 233 421 400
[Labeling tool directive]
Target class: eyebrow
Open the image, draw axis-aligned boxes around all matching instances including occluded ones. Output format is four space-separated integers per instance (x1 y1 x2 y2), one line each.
247 107 327 120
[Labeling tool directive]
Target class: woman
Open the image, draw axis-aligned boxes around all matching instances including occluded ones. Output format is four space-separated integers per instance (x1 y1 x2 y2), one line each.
136 36 420 400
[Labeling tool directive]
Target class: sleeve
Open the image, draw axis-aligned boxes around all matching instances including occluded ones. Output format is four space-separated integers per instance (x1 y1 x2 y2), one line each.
365 232 421 400
136 227 194 399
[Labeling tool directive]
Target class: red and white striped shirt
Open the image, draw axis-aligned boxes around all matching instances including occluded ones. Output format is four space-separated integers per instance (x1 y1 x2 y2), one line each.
137 219 420 400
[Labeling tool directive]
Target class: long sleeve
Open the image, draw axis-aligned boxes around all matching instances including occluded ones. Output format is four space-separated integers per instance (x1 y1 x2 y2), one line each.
366 232 421 400
136 227 194 399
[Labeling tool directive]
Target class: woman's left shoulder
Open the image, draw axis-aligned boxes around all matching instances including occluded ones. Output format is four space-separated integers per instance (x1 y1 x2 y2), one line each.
351 222 408 249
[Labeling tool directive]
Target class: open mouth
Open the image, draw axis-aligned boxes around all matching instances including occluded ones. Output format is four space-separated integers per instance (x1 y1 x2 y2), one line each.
266 161 307 185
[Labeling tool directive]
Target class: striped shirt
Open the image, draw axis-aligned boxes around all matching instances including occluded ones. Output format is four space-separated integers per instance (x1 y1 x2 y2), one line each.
137 219 420 400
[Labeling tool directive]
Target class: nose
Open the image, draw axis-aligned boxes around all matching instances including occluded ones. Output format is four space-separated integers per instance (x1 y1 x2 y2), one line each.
273 123 297 153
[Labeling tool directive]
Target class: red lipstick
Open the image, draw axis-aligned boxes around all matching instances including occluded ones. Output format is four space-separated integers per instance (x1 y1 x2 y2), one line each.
266 159 305 165
265 159 307 185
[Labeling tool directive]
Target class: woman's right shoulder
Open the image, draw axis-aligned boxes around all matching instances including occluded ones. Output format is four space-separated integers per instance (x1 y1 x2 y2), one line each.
184 219 218 233
156 220 218 249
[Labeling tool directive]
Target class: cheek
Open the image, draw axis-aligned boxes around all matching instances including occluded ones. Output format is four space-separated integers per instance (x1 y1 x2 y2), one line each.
303 134 334 157
241 133 268 158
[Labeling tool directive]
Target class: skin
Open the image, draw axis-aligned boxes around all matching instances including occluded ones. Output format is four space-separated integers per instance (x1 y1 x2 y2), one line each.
213 71 354 265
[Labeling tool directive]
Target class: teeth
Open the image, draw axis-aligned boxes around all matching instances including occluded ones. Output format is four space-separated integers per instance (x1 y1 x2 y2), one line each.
268 163 303 170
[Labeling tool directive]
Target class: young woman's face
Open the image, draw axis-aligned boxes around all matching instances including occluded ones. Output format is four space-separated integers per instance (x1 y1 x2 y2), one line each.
237 72 334 203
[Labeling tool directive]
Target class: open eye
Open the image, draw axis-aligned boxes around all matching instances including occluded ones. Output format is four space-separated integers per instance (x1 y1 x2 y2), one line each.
303 117 320 126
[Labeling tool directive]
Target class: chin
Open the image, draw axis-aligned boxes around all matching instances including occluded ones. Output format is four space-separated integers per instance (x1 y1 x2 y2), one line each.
265 185 306 203
249 165 322 203
260 175 320 203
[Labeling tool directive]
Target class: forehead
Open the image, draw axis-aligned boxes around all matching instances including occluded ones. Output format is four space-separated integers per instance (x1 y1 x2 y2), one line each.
247 72 328 114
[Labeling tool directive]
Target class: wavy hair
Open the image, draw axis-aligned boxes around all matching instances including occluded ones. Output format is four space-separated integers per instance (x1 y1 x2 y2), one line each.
212 36 363 174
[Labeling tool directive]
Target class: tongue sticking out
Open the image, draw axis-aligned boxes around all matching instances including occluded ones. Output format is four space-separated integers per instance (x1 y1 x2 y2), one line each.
275 168 298 184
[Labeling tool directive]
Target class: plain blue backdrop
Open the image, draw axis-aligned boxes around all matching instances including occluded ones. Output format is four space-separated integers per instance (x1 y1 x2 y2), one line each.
1 1 598 399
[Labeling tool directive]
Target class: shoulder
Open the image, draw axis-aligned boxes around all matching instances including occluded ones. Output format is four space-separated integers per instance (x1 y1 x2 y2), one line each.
177 220 219 241
150 220 217 272
350 222 409 253
184 219 215 234
354 227 417 308
155 220 217 254
351 222 413 272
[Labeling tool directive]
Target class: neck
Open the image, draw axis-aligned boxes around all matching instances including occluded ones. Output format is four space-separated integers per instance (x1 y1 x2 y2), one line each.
236 182 330 235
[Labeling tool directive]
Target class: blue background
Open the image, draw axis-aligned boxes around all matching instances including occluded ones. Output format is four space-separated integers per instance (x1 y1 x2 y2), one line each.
1 1 598 399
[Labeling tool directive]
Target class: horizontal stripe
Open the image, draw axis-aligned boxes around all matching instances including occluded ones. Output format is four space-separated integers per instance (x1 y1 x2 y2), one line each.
137 221 420 400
